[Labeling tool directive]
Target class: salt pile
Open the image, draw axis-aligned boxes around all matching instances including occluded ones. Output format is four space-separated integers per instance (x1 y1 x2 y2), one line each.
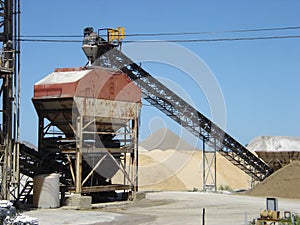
247 136 300 152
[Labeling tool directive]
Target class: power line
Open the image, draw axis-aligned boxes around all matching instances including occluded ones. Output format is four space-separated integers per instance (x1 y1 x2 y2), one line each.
19 35 82 38
19 39 81 43
19 25 300 38
124 35 300 43
125 25 300 37
18 35 300 44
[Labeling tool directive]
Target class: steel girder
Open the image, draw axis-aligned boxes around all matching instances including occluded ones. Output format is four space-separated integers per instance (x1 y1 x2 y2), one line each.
94 47 273 181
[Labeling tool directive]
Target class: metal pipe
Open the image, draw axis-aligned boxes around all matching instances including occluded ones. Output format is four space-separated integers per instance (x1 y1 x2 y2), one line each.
202 138 206 192
75 116 82 194
134 117 139 193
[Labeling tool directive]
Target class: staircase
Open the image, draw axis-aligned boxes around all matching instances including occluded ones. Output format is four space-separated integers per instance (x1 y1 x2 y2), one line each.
18 142 71 185
16 180 33 204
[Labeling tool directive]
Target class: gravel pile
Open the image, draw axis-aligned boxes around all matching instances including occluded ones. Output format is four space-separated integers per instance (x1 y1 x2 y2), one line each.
246 161 300 199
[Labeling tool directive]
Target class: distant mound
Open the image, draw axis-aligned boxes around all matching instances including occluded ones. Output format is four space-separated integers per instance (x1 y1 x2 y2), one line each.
247 136 300 171
246 161 300 199
247 136 300 152
140 128 197 150
112 150 251 191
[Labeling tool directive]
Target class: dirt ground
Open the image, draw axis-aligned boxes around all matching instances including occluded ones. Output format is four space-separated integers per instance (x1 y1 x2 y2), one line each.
24 192 300 225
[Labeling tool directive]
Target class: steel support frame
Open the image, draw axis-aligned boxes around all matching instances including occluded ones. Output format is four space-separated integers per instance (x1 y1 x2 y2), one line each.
73 115 138 195
94 47 273 182
202 137 217 192
0 0 20 200
37 108 74 152
34 96 140 199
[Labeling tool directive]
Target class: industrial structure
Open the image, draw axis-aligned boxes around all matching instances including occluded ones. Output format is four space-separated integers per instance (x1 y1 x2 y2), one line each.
248 136 300 171
0 0 276 205
80 27 273 187
0 0 21 201
32 66 141 199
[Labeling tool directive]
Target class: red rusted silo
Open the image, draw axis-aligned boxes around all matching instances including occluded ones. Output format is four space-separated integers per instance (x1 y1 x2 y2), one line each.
32 66 141 199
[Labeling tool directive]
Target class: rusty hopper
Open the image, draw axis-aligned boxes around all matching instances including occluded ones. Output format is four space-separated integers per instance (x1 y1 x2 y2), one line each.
32 66 141 200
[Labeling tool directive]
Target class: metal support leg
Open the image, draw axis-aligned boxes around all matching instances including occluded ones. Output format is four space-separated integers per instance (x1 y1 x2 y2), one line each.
133 118 138 193
202 137 217 192
202 137 206 192
75 116 82 194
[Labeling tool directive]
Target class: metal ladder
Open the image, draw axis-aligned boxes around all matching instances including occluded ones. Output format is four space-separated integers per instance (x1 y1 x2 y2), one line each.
95 47 273 181
16 180 33 204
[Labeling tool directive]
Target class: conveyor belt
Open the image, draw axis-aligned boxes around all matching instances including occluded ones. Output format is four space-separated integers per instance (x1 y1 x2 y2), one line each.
96 47 273 181
19 142 71 185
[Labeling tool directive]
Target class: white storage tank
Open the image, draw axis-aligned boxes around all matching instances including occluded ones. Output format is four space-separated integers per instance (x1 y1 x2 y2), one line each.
33 173 60 208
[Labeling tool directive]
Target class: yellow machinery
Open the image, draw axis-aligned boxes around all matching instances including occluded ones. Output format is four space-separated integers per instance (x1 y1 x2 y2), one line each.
107 27 125 43
255 198 291 225
256 198 280 224
257 209 280 224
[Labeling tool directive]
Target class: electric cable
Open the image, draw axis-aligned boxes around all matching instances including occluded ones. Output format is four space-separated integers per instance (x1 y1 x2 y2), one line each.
19 25 300 38
18 35 300 44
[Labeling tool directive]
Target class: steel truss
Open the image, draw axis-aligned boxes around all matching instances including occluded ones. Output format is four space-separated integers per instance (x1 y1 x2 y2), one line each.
32 96 140 200
202 137 217 191
72 114 139 196
94 47 273 182
0 0 20 200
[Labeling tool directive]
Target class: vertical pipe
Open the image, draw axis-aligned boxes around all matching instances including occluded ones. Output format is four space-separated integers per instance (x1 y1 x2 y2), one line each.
202 208 205 225
13 0 16 144
214 139 217 192
38 116 44 151
123 124 126 189
16 0 20 193
75 116 82 194
202 138 206 192
131 119 136 192
129 121 133 189
135 116 139 192
12 0 21 197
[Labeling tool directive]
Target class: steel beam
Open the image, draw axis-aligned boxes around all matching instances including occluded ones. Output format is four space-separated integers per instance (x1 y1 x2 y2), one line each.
0 0 20 200
93 47 273 182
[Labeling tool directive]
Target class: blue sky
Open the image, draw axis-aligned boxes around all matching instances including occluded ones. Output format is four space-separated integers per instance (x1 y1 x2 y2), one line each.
20 1 300 146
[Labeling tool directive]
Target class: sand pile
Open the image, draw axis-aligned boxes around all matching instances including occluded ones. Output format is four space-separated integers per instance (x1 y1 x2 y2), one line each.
138 150 251 191
113 128 252 191
112 149 251 191
246 161 300 198
140 128 196 150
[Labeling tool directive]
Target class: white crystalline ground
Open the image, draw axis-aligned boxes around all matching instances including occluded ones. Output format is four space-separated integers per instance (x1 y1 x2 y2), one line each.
247 136 300 152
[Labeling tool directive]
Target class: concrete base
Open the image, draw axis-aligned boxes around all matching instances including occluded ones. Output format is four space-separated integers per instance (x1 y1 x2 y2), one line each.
65 194 92 209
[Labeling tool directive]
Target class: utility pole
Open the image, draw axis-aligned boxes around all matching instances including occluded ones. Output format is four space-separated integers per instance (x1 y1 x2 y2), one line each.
0 0 21 200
